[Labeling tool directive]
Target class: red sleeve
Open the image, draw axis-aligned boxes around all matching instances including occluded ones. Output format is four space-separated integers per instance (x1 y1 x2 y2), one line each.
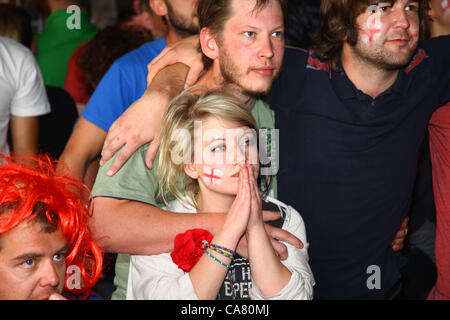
428 102 450 299
64 42 90 105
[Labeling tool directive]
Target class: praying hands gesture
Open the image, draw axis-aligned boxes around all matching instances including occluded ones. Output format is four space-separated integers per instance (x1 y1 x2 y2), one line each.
189 162 293 299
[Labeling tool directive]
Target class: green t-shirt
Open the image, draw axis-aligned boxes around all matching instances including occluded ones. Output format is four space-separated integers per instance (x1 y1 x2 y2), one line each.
92 98 277 300
34 9 98 87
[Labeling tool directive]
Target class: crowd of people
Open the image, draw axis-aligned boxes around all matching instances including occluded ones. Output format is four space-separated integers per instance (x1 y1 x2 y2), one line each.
0 0 449 301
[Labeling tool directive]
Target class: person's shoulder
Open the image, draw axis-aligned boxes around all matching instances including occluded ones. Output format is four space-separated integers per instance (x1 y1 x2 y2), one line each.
418 35 450 61
284 46 308 61
403 36 450 76
0 36 29 55
114 37 167 67
0 37 35 68
278 46 309 79
421 35 450 50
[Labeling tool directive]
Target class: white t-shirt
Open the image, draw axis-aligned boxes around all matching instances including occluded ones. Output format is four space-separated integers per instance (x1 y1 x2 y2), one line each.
126 196 315 300
0 36 50 156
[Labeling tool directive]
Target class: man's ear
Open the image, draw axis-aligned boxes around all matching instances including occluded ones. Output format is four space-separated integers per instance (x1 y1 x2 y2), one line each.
150 0 168 17
184 163 200 180
200 27 219 60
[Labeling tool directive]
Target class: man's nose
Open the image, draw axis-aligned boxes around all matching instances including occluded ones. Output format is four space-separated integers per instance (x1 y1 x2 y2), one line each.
258 35 275 59
392 7 411 29
39 260 62 288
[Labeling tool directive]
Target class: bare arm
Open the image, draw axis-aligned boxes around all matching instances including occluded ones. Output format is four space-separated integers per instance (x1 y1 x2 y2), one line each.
91 196 225 254
58 117 106 181
91 196 301 258
146 35 203 88
99 63 190 175
10 115 39 157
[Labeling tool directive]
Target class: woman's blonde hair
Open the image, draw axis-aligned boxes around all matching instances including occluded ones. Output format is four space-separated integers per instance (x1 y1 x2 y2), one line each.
157 88 260 209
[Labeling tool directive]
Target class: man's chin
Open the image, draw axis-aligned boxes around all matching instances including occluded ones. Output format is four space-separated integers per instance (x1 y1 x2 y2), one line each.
241 87 272 98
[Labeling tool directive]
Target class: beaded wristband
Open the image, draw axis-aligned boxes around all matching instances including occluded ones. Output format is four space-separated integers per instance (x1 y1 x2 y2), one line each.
202 241 235 260
204 250 231 268
209 245 234 259
210 243 235 255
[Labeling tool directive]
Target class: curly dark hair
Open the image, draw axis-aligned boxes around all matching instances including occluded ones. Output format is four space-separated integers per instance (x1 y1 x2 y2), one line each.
310 0 430 71
77 25 153 95
285 0 320 49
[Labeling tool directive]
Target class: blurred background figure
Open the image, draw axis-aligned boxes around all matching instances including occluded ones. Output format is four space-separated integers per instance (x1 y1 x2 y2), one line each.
33 0 98 88
64 0 167 115
0 3 78 160
0 3 51 160
425 0 450 300
0 35 50 160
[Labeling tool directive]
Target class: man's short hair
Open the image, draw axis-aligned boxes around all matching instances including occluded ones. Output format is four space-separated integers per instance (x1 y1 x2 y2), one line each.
0 155 102 296
310 0 429 71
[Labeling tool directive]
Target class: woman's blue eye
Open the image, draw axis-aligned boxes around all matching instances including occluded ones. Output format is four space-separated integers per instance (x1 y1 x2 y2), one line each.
244 31 255 38
211 145 225 152
241 136 256 148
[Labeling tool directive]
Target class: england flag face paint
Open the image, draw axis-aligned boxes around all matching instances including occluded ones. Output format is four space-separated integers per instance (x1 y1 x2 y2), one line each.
361 5 383 45
442 0 450 16
202 167 224 185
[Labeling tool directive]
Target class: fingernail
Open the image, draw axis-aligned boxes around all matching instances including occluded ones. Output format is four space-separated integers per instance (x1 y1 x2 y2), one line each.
107 170 113 176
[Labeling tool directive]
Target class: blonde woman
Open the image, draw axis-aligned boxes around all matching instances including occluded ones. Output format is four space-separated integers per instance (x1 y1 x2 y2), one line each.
126 90 314 300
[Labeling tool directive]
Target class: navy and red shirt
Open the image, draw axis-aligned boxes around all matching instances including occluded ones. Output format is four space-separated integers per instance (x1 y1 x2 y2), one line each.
270 36 450 299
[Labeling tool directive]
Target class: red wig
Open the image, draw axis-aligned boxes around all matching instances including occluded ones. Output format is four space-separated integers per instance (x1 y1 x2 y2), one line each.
0 154 102 297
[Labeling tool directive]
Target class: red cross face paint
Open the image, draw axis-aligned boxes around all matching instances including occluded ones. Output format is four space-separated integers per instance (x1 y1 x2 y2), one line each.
361 5 383 45
429 0 450 26
202 167 224 185
442 0 450 15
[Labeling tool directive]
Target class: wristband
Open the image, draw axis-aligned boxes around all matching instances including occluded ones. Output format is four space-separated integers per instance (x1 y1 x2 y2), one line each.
204 250 231 268
202 240 235 259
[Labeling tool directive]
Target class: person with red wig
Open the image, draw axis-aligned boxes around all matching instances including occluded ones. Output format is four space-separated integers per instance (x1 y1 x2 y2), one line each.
0 154 102 300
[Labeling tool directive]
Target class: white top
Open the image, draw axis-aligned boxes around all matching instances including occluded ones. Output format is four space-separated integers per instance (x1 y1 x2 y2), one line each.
126 196 315 300
0 37 50 156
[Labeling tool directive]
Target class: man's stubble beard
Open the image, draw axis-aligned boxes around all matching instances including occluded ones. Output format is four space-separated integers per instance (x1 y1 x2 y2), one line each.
351 34 417 71
166 1 199 37
218 45 281 99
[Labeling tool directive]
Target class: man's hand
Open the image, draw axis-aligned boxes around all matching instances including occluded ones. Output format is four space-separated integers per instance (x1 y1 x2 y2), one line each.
147 35 204 89
99 94 164 175
99 63 190 176
392 217 409 251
